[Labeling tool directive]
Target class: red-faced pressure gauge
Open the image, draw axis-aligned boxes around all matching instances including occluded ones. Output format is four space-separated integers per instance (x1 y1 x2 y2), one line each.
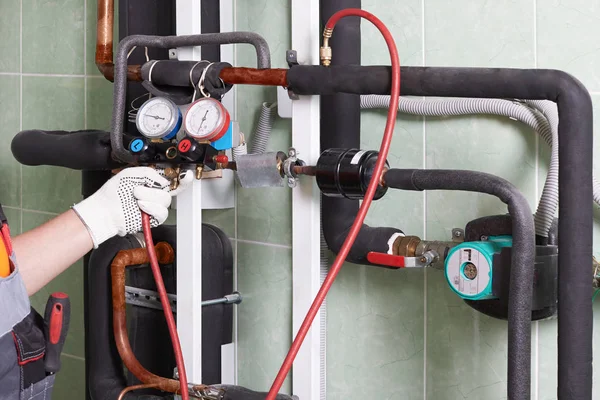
183 97 230 142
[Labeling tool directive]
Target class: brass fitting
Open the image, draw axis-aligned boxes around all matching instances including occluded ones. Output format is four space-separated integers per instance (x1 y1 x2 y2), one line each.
165 146 177 160
392 235 421 257
320 45 332 66
320 28 333 66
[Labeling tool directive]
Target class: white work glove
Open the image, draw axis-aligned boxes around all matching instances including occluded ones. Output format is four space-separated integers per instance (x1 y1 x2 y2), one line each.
73 167 193 248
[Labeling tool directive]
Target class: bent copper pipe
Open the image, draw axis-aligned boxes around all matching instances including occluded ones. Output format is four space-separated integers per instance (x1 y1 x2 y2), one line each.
95 0 280 84
110 242 190 394
96 0 116 80
96 0 142 81
95 0 284 84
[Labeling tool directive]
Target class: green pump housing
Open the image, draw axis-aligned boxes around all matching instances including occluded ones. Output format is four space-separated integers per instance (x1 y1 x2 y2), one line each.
444 235 512 300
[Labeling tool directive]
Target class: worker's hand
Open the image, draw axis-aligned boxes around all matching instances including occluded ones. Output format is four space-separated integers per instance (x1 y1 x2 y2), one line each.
72 167 193 248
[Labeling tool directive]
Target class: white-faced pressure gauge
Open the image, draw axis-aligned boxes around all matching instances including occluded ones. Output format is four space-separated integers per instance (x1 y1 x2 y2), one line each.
135 97 182 140
183 97 230 142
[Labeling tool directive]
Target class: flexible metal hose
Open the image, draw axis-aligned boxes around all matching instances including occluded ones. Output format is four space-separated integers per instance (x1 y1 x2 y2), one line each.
360 95 600 237
250 102 277 154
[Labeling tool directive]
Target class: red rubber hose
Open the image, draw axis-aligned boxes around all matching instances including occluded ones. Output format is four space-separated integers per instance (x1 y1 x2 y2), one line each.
141 212 189 400
266 8 401 399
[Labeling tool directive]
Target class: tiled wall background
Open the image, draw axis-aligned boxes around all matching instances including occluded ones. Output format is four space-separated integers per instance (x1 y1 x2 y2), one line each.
2 1 599 399
0 0 114 397
234 1 600 400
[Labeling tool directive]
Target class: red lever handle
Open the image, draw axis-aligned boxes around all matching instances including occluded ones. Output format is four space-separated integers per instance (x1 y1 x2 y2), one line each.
366 252 407 268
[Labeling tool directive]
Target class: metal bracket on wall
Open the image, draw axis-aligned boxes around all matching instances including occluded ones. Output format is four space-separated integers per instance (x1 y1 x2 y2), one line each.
286 50 300 100
124 286 242 312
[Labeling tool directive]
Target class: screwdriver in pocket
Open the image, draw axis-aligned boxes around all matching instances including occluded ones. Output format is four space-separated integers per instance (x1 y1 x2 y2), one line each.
43 292 71 374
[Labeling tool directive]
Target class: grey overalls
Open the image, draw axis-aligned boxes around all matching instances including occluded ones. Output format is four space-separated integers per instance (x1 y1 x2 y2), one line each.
0 207 56 399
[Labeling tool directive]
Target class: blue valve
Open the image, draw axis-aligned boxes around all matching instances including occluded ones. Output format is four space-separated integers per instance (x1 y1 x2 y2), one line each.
130 138 146 153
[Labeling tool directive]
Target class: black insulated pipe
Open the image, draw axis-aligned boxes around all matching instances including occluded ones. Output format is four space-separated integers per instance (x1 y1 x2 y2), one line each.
385 169 535 399
294 65 593 398
320 0 403 265
201 0 221 62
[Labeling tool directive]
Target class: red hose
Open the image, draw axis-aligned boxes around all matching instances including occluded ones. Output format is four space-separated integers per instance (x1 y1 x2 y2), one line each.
266 8 401 399
141 212 189 400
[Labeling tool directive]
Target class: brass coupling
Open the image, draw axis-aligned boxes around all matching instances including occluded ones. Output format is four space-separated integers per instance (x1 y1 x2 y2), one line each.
392 235 421 257
392 235 457 269
320 28 334 66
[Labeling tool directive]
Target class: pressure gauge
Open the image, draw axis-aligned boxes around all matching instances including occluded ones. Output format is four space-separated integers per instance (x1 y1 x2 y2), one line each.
183 97 230 142
135 97 182 140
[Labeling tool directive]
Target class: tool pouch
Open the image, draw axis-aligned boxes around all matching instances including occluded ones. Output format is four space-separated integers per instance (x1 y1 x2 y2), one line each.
0 271 56 400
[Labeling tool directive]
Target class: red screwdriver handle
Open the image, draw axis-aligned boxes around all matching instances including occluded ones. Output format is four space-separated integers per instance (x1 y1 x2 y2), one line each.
43 292 70 374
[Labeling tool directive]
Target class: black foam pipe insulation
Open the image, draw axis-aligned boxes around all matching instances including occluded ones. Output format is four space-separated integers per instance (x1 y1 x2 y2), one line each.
295 63 593 399
201 0 221 62
320 0 403 266
385 169 535 399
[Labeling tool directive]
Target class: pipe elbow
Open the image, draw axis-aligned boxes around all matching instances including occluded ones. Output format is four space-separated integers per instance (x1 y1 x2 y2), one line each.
96 62 115 81
323 220 402 265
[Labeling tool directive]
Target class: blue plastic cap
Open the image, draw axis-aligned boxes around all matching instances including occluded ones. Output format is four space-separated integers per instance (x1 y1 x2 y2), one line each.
129 138 146 153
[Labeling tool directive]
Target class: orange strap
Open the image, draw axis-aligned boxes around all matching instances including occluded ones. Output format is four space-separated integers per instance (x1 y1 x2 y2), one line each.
0 224 12 278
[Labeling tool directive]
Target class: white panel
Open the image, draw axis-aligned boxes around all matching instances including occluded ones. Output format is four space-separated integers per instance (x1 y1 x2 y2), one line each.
219 0 237 383
176 179 203 383
221 343 236 384
175 0 202 60
277 86 293 119
291 0 323 399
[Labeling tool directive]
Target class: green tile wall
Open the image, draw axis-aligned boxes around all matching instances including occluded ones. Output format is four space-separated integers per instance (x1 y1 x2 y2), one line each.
0 0 114 397
234 1 600 399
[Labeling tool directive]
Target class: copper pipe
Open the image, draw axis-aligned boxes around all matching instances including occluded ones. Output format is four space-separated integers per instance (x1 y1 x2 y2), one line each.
293 165 317 176
96 0 116 80
95 0 287 84
111 243 183 393
117 383 160 400
219 67 288 86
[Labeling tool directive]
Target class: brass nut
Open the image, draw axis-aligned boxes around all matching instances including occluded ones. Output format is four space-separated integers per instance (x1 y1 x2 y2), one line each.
164 167 178 180
393 235 421 257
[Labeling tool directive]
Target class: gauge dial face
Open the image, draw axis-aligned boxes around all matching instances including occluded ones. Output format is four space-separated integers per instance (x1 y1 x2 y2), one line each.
136 97 180 139
184 98 228 140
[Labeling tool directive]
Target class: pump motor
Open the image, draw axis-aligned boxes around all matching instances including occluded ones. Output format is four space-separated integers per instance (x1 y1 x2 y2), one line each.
446 215 558 321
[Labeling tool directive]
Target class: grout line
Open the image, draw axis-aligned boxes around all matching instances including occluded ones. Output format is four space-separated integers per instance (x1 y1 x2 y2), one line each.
535 321 539 400
533 2 539 399
84 0 88 130
20 73 88 78
19 0 23 234
533 0 537 69
0 72 20 77
421 1 427 398
231 0 238 384
20 208 60 217
234 238 292 250
62 353 86 362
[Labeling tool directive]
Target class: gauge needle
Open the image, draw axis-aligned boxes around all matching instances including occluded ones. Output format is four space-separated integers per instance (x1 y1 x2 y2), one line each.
200 110 209 127
146 114 165 120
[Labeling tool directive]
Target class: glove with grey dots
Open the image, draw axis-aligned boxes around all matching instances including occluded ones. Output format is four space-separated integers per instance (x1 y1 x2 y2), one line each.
73 167 193 248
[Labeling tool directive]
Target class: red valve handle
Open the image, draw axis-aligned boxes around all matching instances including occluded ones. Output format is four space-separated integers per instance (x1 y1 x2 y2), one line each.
366 252 407 268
